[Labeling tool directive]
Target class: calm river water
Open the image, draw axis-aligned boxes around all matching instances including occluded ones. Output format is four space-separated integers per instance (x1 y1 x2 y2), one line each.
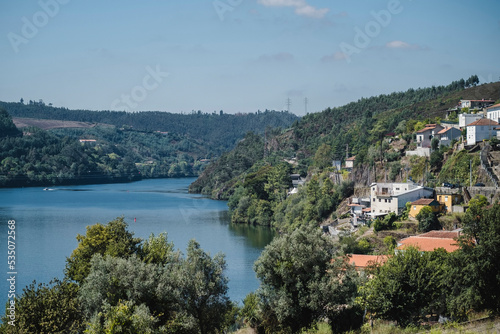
0 178 275 308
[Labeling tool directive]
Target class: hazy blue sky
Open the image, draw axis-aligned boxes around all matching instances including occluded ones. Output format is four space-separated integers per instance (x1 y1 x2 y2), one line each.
1 0 499 115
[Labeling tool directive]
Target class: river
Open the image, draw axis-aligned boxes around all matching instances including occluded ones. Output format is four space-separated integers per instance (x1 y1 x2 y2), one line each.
0 178 275 310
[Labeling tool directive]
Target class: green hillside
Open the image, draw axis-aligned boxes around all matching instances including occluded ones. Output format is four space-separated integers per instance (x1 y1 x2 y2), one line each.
190 78 500 230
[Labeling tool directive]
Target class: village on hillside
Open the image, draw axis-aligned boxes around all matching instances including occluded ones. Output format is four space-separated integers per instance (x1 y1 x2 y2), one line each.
288 98 500 269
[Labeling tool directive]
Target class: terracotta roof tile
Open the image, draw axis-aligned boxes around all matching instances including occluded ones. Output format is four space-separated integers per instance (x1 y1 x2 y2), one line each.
410 198 438 206
397 237 459 252
467 118 499 127
437 127 455 134
487 103 500 109
416 126 434 133
348 254 388 269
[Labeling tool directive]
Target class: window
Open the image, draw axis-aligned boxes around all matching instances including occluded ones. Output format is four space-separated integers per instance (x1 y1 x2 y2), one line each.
413 206 416 210
385 199 388 203
445 196 448 201
379 199 381 202
373 198 375 202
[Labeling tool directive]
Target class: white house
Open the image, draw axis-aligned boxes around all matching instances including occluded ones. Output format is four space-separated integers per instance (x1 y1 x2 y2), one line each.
345 156 356 170
466 118 499 145
415 124 443 148
436 127 462 147
459 99 495 110
370 182 434 217
487 103 500 123
459 113 483 128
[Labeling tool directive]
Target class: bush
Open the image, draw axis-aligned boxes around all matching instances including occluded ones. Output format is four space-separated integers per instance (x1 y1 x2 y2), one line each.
416 206 441 232
373 213 398 232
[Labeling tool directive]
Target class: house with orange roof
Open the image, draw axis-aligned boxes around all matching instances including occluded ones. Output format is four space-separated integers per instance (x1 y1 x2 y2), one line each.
348 254 388 270
396 236 459 253
416 124 443 148
345 156 356 170
408 198 443 218
436 127 462 147
466 118 499 145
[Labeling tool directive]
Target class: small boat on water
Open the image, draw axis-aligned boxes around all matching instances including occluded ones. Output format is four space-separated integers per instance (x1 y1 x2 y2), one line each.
43 188 55 191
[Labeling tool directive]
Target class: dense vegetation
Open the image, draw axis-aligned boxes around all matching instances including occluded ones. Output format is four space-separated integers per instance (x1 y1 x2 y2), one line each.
0 101 298 156
0 132 137 186
0 109 142 187
0 104 298 187
191 77 499 231
1 218 234 333
3 202 500 333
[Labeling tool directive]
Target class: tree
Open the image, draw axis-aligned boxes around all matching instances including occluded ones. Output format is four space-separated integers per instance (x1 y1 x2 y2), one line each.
448 203 500 316
313 143 333 169
79 255 172 321
358 247 450 326
138 232 178 265
0 279 83 333
416 206 441 232
178 240 232 334
65 217 141 284
254 226 360 332
85 300 158 334
0 108 21 138
431 137 440 151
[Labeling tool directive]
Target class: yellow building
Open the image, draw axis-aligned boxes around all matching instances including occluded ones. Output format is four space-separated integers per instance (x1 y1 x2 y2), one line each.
409 198 442 218
436 193 463 213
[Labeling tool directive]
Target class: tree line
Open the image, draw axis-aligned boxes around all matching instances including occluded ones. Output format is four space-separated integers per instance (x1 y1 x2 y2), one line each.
0 101 298 157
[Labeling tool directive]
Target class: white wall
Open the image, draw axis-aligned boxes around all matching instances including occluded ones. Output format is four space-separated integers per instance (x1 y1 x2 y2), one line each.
467 125 498 145
487 107 500 123
459 114 482 128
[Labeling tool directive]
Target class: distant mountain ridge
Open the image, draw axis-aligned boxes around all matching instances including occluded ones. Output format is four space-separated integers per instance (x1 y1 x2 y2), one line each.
0 101 299 153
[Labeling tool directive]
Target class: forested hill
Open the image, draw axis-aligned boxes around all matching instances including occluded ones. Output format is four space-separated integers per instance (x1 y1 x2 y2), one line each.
190 78 500 230
0 101 298 153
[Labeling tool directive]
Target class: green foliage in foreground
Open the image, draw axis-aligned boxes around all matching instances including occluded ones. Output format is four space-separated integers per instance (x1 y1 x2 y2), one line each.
1 218 232 334
358 247 450 327
247 226 363 333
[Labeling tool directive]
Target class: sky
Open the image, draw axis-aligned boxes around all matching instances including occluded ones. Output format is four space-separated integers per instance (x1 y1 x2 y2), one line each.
0 0 499 116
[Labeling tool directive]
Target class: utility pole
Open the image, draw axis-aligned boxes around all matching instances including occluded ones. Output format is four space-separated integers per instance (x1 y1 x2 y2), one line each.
286 98 291 113
304 97 308 114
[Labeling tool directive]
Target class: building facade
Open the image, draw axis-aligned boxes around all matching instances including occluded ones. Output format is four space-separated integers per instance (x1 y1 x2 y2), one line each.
487 103 500 123
466 118 499 145
370 182 434 217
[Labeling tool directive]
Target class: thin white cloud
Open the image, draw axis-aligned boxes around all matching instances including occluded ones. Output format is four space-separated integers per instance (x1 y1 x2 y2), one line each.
385 40 427 50
258 0 329 19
